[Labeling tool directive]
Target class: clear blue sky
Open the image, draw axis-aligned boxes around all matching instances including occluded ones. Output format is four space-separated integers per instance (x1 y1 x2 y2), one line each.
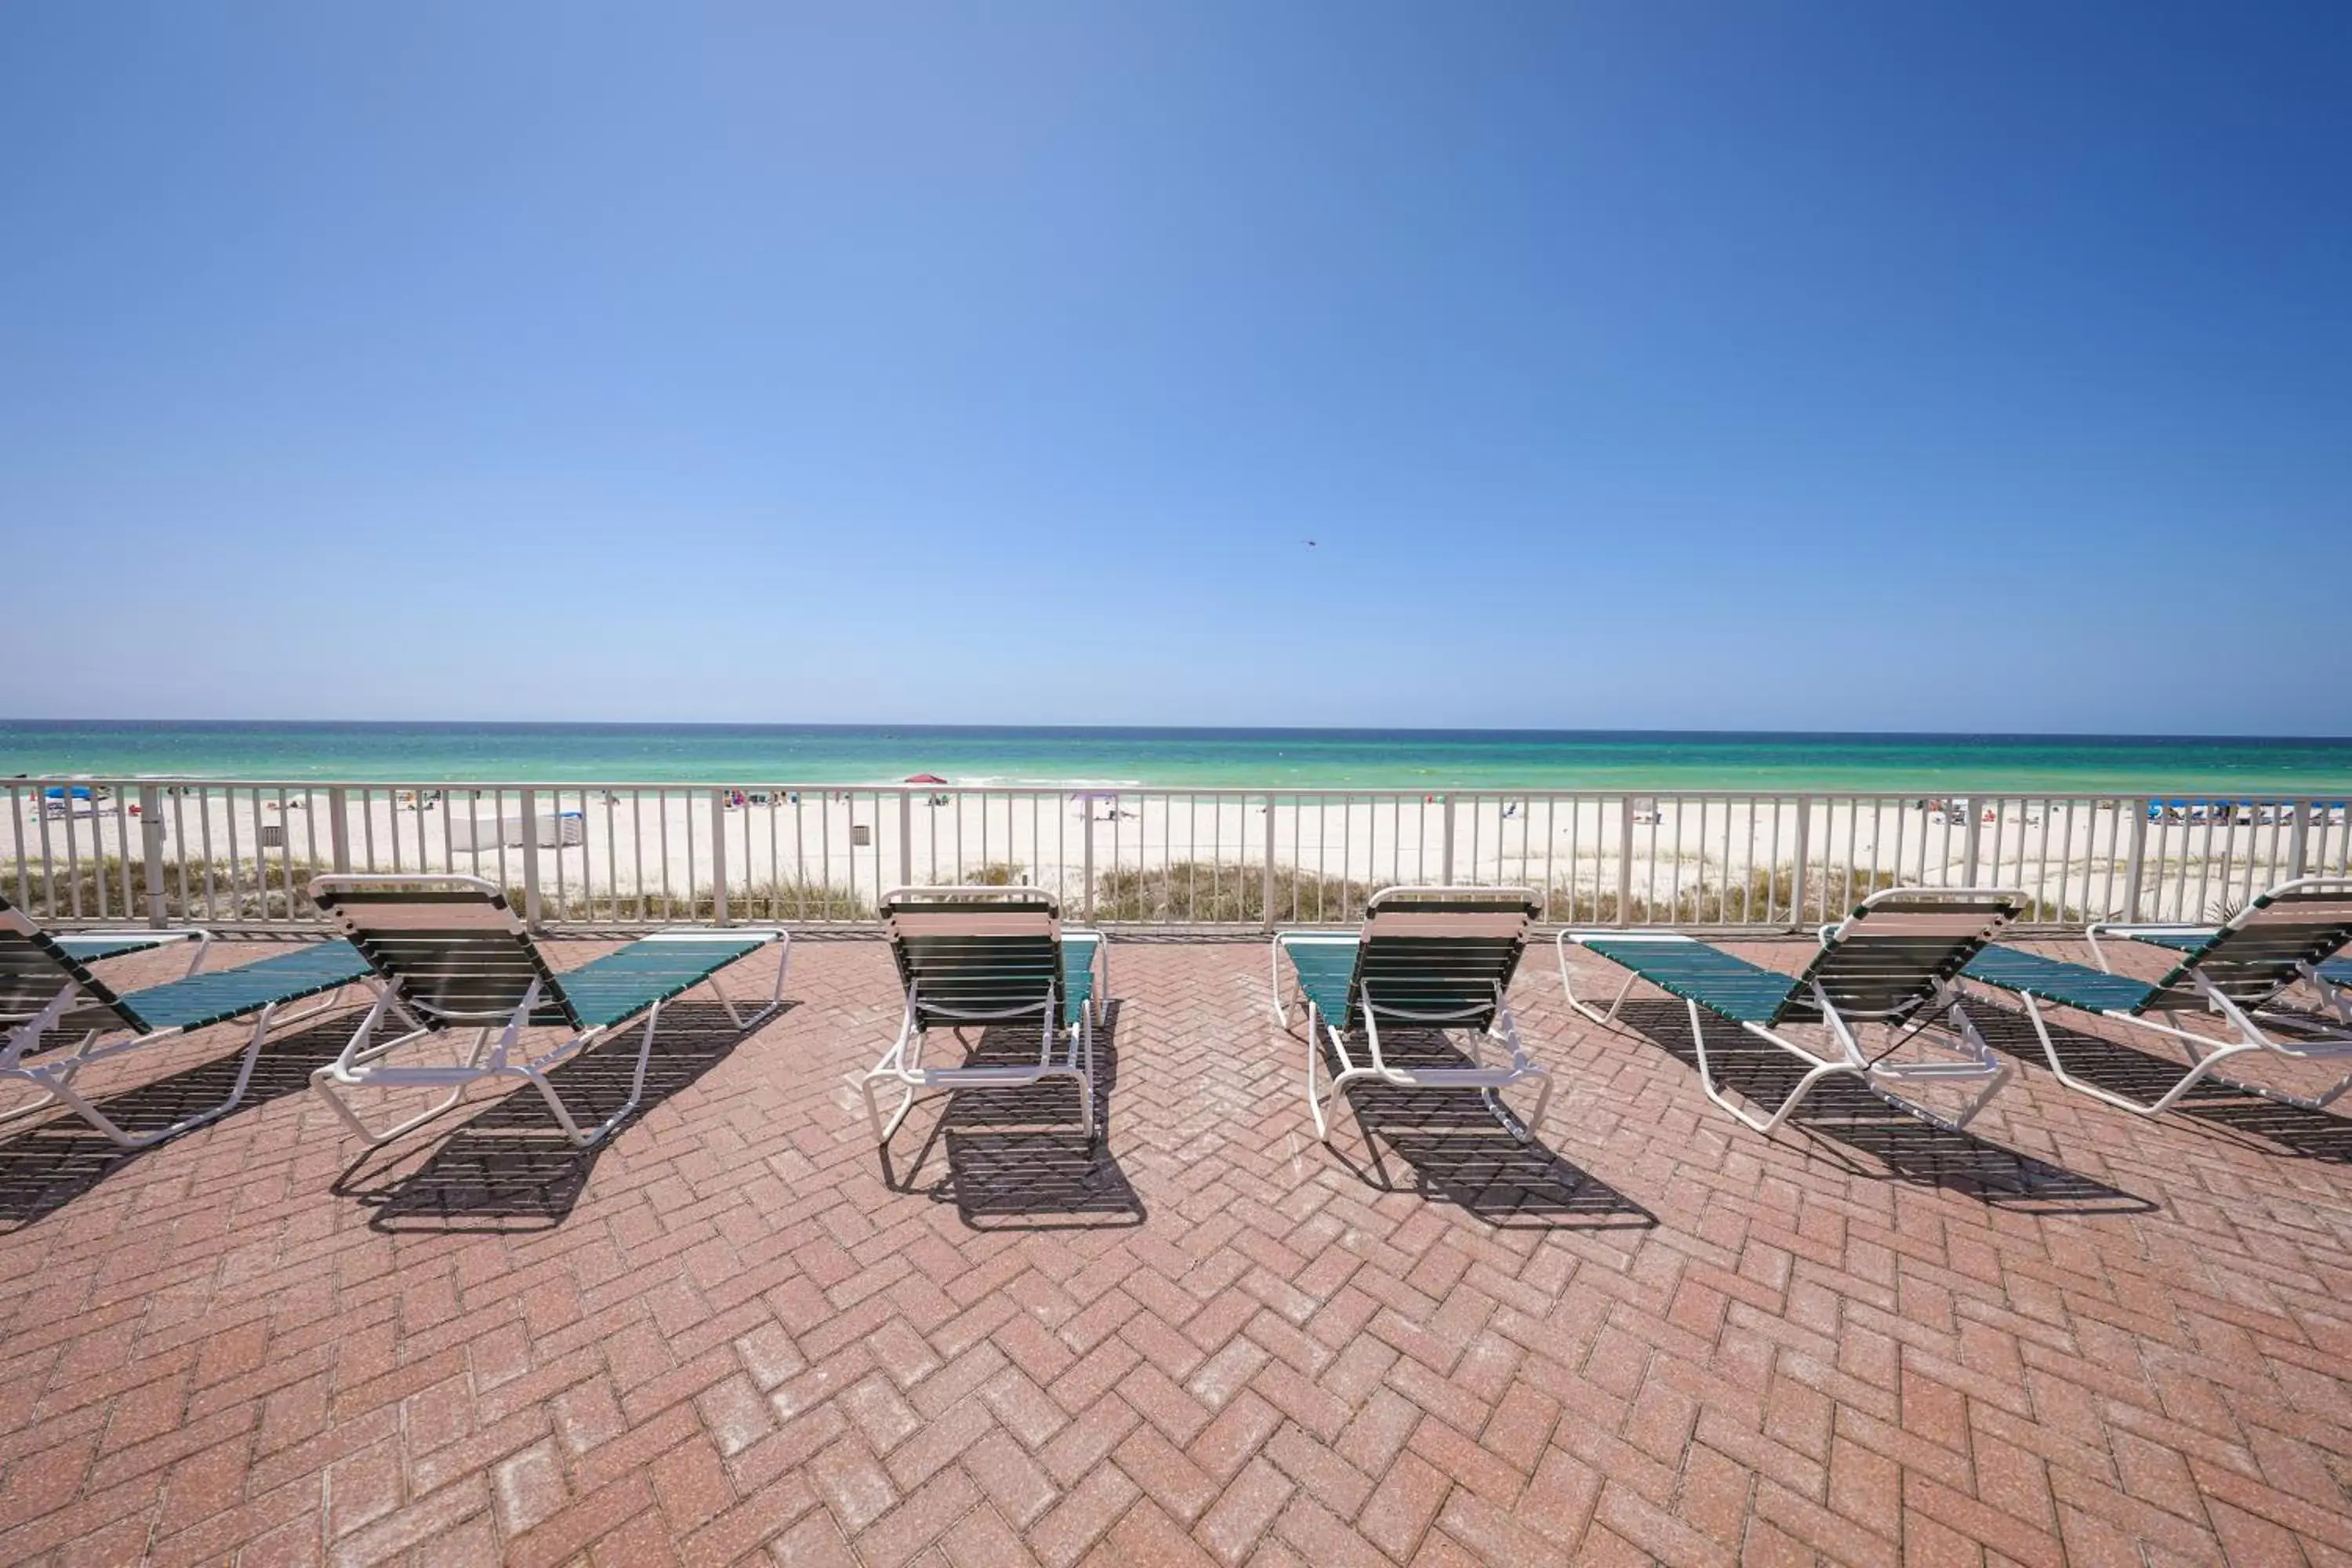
3 4 2345 734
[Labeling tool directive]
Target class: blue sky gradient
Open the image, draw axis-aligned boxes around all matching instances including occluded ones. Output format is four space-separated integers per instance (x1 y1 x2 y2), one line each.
3 3 2345 732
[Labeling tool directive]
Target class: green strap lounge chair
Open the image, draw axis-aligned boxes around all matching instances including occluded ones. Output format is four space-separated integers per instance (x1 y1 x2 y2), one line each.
1272 886 1552 1145
1959 876 2352 1116
307 875 786 1149
2084 896 2352 1025
1 893 374 1148
862 886 1107 1147
1560 888 2024 1137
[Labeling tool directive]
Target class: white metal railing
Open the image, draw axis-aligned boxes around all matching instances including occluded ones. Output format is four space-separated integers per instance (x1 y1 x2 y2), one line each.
5 779 2347 935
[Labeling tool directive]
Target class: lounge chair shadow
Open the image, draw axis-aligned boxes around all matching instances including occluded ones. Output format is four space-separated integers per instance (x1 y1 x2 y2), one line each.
1318 1028 1653 1230
1611 1000 2151 1213
887 1002 1143 1229
342 1000 792 1232
0 1012 361 1230
1962 1000 2352 1161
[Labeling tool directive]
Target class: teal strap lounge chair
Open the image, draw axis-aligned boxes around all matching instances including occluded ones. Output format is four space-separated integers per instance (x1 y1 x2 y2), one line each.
1960 876 2352 1116
1560 888 2024 1137
1272 886 1552 1145
2084 898 2352 1023
307 875 786 1149
862 886 1107 1147
1 892 373 1147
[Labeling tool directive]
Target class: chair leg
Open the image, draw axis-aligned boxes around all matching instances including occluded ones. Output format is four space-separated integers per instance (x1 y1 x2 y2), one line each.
862 1002 925 1151
1308 1014 1379 1146
310 1073 475 1147
1686 1004 1852 1136
1077 1013 1097 1142
1941 1058 2015 1131
520 1069 596 1146
701 953 787 1032
2016 994 2267 1117
862 1072 918 1148
1484 1067 1553 1144
1558 943 1642 1030
21 1004 283 1151
308 1011 497 1148
522 1005 662 1149
1303 1005 1335 1141
1269 937 1294 1030
34 1072 158 1149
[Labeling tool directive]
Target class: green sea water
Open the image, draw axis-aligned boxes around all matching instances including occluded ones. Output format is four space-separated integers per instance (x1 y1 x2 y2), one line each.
2 722 2350 793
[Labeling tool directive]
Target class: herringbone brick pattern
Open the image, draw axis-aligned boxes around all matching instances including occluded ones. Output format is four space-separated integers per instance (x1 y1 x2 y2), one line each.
3 932 2352 1565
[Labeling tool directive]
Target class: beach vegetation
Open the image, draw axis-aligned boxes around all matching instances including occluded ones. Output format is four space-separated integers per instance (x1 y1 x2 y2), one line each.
1091 861 1377 924
1 855 335 923
1 858 873 927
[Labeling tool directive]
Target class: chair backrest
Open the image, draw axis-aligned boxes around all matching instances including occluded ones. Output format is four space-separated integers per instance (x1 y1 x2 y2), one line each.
0 893 144 1036
2146 877 2352 1013
308 875 580 1029
1779 887 2023 1025
1346 886 1541 1032
881 886 1065 1029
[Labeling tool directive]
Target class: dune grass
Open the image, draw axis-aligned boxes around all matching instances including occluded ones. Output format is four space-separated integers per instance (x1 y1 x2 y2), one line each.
3 852 2091 931
0 856 873 927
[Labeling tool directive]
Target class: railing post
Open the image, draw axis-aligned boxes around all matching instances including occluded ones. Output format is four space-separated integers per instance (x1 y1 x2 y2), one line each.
1962 800 1984 887
2123 800 2148 920
328 786 352 873
709 789 729 925
2288 799 2310 880
1615 796 1634 927
1261 795 1277 932
899 789 913 887
1083 798 1097 924
518 787 544 930
1790 797 1811 928
138 785 166 927
1442 795 1457 886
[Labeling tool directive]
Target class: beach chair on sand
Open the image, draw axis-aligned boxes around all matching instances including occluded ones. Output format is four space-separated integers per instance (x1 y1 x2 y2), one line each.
307 875 786 1148
1272 887 1553 1145
1960 876 2352 1116
1 893 374 1147
862 887 1107 1148
1560 888 2024 1136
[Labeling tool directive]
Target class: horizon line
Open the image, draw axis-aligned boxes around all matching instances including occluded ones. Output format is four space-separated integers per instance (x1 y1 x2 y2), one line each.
4 717 2350 745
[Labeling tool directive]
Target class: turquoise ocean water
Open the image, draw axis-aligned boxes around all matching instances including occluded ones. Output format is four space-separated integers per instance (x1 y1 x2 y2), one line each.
2 722 2350 793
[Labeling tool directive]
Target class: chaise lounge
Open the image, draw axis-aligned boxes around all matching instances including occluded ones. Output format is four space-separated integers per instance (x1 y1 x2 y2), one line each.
861 885 1107 1148
307 874 786 1148
1 892 376 1146
2084 888 2352 1025
1959 875 2352 1116
1272 886 1553 1145
1560 887 2024 1136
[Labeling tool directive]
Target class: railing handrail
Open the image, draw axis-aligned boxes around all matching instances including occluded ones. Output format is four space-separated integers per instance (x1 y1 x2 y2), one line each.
8 778 2345 935
7 776 2350 802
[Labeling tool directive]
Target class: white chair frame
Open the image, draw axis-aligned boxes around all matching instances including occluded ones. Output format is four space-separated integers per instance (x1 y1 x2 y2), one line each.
1982 874 2352 1116
1969 968 2352 1118
311 930 787 1149
0 929 379 1149
1269 931 1554 1146
861 935 1106 1148
1559 931 2013 1138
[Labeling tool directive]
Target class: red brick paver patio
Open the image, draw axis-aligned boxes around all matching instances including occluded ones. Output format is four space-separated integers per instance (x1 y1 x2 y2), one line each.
3 933 2351 1566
